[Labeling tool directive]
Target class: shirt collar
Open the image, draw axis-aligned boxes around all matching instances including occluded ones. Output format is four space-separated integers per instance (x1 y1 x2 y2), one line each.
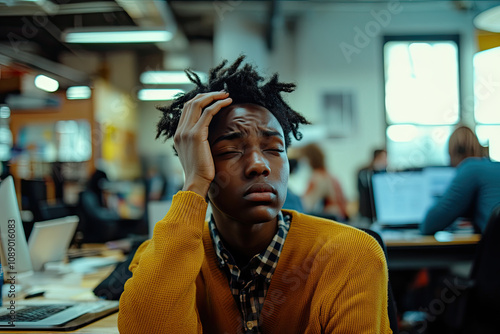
209 212 291 279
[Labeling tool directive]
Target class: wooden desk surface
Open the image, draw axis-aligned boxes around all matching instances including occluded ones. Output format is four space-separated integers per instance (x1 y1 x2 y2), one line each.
381 232 481 270
66 313 119 334
384 233 481 247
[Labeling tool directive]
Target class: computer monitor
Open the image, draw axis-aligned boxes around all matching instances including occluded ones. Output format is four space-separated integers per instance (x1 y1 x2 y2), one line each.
421 166 457 206
371 167 456 227
28 216 79 271
0 176 34 278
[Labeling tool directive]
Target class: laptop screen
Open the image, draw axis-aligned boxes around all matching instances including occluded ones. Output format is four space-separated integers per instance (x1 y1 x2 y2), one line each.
371 167 456 227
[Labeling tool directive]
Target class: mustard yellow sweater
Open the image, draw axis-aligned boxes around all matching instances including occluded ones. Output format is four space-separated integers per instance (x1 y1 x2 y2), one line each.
118 191 392 333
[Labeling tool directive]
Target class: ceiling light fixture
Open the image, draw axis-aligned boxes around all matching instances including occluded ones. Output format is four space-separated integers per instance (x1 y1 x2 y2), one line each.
474 5 500 33
138 89 184 101
34 75 59 92
66 86 92 100
63 27 173 44
140 71 207 85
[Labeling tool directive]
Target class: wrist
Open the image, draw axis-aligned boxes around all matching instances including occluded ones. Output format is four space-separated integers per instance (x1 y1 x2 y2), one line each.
182 180 210 198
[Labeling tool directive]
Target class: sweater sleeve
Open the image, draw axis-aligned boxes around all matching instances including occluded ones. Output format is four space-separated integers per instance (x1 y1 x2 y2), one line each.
323 235 392 333
118 191 208 334
420 163 477 235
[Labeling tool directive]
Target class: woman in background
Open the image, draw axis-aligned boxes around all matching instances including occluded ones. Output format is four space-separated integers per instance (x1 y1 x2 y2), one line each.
300 143 348 221
421 126 500 235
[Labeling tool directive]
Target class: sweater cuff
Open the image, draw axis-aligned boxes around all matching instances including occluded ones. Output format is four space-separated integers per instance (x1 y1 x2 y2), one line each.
163 191 208 228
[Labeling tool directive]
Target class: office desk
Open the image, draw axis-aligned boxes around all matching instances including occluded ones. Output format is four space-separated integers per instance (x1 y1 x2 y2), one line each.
381 231 481 270
11 245 124 334
13 314 119 334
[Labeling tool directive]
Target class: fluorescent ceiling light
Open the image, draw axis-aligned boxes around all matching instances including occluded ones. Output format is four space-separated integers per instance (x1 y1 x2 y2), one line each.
474 5 500 33
140 71 208 85
34 75 59 92
0 105 10 119
138 89 184 101
64 28 173 44
66 86 91 100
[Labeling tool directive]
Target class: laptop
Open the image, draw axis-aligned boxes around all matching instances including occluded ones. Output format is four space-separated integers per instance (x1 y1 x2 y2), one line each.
28 216 79 272
370 167 456 228
0 176 119 331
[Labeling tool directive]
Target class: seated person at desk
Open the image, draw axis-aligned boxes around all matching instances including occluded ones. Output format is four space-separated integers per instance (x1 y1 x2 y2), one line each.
78 169 144 242
421 126 500 235
118 57 391 333
300 143 349 221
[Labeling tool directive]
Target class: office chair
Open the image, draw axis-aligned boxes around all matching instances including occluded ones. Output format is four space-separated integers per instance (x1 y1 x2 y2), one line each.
357 169 375 220
39 200 73 221
360 228 399 334
20 178 47 222
458 203 500 334
428 204 500 334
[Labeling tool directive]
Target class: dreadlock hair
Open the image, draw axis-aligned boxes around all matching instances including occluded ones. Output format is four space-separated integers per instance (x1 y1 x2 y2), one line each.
155 55 310 148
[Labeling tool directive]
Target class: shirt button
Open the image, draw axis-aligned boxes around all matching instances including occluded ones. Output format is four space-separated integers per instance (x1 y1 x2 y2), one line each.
247 322 254 330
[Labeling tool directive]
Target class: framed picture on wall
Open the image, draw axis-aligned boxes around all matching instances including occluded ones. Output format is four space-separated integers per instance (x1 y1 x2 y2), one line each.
322 92 354 138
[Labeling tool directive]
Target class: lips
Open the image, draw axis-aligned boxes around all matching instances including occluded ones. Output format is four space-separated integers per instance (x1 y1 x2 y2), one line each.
244 183 276 202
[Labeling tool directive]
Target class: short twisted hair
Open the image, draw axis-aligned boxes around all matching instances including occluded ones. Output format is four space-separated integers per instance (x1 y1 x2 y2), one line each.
155 55 309 147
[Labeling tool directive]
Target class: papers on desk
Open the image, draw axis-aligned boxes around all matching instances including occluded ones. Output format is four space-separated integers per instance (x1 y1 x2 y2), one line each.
69 256 120 274
378 229 422 241
378 228 476 243
434 231 455 242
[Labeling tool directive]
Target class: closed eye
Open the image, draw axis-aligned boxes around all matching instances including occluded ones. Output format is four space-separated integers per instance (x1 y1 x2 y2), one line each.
217 151 242 158
265 148 285 154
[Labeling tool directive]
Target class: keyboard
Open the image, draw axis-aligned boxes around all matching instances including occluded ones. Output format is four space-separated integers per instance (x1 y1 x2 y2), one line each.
0 304 72 322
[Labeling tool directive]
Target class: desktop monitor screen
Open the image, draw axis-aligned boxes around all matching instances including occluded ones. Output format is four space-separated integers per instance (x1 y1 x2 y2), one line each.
0 176 34 277
371 167 456 227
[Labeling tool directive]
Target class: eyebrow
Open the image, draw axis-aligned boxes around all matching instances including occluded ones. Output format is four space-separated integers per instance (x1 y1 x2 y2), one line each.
212 132 243 145
261 130 284 139
212 129 284 146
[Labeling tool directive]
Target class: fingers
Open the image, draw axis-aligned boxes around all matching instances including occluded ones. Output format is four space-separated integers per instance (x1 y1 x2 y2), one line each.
196 97 232 128
182 91 230 126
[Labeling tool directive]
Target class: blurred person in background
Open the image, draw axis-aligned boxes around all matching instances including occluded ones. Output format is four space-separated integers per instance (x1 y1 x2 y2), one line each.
300 142 348 221
421 126 500 235
282 157 304 212
357 149 387 221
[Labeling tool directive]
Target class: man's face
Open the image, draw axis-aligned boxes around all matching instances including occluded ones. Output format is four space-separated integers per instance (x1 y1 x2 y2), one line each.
207 103 289 225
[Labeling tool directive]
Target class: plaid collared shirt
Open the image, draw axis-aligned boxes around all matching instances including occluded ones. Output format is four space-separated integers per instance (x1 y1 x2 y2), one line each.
209 212 291 334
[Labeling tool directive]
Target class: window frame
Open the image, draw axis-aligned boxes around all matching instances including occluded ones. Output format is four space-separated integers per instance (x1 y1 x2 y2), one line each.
382 34 462 128
381 35 463 169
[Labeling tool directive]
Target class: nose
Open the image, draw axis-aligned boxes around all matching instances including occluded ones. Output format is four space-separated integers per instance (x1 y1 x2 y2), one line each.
245 150 271 178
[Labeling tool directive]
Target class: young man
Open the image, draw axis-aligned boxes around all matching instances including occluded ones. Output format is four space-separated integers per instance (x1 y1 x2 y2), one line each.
118 57 392 333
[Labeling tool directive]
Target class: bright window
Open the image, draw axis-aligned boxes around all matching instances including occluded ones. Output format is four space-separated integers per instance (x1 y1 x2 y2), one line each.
474 47 500 162
383 37 460 169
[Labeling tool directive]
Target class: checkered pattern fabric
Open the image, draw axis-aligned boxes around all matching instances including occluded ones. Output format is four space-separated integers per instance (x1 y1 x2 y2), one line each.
209 212 291 334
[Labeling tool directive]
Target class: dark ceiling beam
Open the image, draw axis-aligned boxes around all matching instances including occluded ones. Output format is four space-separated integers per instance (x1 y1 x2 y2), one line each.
0 44 89 86
266 0 278 51
0 1 123 16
